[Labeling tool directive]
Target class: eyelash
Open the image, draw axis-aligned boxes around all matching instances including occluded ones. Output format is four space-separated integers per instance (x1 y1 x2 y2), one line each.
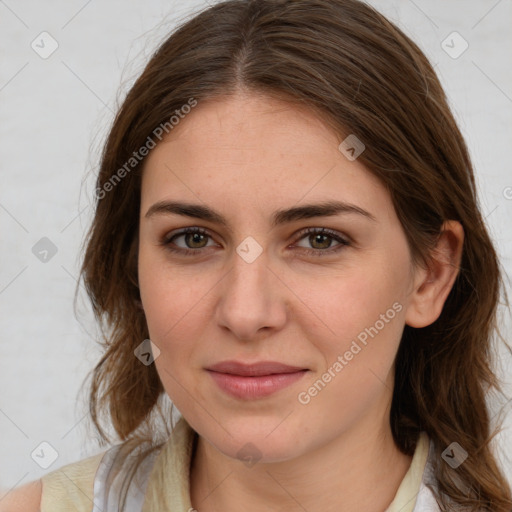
160 226 351 258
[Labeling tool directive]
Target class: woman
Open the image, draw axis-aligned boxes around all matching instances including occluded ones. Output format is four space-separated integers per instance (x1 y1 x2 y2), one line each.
3 0 511 511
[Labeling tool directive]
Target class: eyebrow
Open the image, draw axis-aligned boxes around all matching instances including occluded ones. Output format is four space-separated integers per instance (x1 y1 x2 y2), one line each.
144 199 377 229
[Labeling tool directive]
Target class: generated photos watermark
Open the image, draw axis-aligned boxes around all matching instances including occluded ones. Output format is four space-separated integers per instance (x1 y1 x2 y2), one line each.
297 301 403 405
95 98 198 200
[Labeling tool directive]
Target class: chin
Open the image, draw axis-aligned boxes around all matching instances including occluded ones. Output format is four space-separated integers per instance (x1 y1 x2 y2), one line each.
196 416 311 464
222 436 305 465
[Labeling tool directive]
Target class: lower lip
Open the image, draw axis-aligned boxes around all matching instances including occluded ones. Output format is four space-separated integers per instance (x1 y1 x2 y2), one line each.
207 370 308 400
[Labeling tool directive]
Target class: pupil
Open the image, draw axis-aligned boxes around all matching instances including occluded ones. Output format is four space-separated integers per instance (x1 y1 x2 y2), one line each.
312 234 330 249
188 233 205 248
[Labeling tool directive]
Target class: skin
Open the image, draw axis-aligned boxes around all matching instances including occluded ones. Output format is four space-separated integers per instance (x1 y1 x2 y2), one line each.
0 480 41 512
137 91 464 512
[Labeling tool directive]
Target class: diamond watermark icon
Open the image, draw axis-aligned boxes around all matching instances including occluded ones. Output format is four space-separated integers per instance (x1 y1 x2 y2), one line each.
32 237 58 263
31 31 59 59
236 442 262 468
236 236 263 263
338 134 365 161
441 442 468 469
31 441 59 469
134 339 161 365
441 31 468 59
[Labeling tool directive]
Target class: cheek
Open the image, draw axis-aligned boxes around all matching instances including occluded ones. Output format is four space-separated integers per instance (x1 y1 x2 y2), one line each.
138 246 192 348
138 254 207 407
137 246 222 387
298 250 409 408
140 274 206 347
310 266 406 348
295 272 406 431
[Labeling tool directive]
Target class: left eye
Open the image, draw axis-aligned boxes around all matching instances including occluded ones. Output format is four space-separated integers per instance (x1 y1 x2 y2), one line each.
293 227 350 254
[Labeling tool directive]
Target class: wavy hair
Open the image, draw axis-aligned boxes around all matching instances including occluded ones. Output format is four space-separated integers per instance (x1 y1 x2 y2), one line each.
78 0 512 510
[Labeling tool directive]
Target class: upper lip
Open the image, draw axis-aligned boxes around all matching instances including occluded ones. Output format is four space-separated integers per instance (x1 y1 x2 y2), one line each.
206 360 307 377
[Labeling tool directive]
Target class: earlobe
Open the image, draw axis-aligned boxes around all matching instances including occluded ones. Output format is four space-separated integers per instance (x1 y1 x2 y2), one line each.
404 220 464 328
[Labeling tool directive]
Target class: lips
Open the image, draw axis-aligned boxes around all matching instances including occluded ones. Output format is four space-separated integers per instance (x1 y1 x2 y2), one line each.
206 360 308 400
206 360 307 377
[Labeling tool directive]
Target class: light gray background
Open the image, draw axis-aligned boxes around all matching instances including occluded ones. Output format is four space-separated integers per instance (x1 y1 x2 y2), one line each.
1 0 511 495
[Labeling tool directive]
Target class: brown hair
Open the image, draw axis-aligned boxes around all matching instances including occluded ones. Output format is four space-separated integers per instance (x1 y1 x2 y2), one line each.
79 0 512 510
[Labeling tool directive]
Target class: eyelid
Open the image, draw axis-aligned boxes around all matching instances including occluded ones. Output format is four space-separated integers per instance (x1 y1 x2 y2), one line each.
162 226 212 243
289 227 351 257
292 226 352 246
160 225 352 256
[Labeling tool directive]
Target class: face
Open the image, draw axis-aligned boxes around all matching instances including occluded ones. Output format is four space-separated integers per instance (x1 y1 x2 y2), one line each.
138 92 418 463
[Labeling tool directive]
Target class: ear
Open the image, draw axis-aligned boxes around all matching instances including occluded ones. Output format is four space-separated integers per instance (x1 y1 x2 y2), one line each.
404 220 464 328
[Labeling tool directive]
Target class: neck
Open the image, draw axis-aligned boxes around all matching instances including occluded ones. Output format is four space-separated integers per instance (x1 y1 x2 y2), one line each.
189 403 413 512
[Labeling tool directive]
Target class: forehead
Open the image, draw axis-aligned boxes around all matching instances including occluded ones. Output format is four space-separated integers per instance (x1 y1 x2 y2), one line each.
140 93 391 222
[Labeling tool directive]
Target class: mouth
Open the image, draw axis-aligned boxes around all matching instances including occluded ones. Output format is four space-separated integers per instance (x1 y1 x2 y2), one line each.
205 360 309 400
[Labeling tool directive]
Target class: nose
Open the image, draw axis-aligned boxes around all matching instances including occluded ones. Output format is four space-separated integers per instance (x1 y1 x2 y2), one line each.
214 246 288 341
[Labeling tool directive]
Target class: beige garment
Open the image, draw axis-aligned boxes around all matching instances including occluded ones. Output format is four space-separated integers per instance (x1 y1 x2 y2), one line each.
143 420 430 511
41 418 430 511
385 432 431 512
40 450 105 512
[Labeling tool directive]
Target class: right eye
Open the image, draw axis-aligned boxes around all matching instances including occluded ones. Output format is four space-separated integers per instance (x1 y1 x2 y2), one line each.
160 227 218 255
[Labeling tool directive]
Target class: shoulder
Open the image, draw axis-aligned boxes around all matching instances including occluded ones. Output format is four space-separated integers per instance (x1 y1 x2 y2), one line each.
0 450 107 512
39 449 107 512
0 479 42 512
